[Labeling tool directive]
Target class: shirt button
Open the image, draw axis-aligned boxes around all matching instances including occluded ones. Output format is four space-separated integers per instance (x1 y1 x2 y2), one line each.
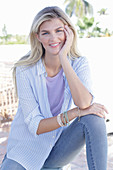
52 136 55 138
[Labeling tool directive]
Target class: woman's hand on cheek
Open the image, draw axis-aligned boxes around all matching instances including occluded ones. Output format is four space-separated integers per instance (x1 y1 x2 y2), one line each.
59 25 74 58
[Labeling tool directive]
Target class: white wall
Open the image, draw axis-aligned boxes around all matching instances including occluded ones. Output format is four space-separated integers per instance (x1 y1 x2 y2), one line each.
78 38 113 119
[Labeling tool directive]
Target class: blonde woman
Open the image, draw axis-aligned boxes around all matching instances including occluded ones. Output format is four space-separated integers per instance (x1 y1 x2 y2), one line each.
1 6 108 170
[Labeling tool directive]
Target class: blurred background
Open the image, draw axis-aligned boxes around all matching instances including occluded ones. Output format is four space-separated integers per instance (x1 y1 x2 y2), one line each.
0 0 113 169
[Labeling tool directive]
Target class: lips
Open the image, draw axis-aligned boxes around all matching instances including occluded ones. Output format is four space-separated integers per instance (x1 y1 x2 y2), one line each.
49 43 60 47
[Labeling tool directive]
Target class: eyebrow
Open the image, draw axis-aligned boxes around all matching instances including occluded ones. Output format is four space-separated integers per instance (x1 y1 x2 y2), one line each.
40 26 64 32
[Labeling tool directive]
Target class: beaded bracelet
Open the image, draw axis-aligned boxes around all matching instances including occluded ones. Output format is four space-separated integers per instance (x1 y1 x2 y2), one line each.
57 114 64 127
63 112 67 126
77 107 81 121
57 112 70 127
64 111 70 126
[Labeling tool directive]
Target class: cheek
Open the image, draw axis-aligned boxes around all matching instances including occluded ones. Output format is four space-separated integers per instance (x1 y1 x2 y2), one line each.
39 37 48 47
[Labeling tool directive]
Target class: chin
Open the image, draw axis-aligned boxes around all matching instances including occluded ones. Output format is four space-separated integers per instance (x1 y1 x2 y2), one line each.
50 49 61 55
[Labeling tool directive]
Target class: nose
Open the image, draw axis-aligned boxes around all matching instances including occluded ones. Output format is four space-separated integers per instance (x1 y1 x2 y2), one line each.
49 33 57 41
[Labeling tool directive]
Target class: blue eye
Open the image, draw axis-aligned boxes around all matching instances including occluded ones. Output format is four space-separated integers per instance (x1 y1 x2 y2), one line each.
42 32 48 35
56 30 63 33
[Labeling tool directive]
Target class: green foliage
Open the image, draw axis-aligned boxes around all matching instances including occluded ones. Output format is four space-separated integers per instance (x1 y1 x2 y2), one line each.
77 16 94 30
97 8 108 15
65 0 76 17
75 0 84 18
0 25 28 45
0 24 12 42
77 16 95 37
64 1 112 38
76 8 113 38
2 24 7 36
64 0 93 18
76 16 113 38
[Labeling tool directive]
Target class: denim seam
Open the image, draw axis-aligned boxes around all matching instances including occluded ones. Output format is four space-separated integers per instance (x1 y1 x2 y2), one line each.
79 121 97 170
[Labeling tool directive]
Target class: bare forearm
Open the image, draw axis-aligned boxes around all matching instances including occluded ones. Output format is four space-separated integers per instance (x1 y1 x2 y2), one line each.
60 56 92 109
36 107 78 135
37 102 109 135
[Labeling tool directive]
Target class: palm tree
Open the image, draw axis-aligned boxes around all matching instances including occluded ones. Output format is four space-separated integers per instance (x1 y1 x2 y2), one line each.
97 8 108 15
64 0 93 18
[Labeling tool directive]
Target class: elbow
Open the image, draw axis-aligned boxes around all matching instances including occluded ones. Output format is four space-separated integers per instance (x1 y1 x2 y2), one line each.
74 101 90 109
36 124 42 135
76 97 93 109
79 102 91 109
36 128 43 135
81 94 93 109
36 130 39 135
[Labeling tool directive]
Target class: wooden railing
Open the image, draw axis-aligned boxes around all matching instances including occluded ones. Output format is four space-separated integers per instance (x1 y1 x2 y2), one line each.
0 86 18 118
0 62 18 121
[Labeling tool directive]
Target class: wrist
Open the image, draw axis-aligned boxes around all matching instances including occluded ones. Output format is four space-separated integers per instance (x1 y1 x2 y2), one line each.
59 52 67 60
73 107 82 121
77 107 81 121
59 55 68 67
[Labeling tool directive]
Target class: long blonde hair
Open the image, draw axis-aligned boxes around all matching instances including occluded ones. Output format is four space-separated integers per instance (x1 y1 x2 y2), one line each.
13 6 80 95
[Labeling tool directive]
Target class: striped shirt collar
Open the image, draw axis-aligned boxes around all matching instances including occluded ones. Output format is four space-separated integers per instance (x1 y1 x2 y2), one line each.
37 56 72 77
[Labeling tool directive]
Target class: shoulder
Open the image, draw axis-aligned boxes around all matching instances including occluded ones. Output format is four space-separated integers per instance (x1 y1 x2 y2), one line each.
16 64 37 77
74 56 88 64
71 56 89 70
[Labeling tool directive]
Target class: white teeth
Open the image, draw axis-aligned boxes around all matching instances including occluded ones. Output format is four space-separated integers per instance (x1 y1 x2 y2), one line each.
50 43 59 47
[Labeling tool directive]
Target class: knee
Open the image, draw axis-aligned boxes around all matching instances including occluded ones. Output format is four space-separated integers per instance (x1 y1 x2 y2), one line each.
80 114 107 135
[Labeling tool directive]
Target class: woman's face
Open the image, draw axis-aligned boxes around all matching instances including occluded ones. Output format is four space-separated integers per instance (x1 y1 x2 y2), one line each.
37 18 66 56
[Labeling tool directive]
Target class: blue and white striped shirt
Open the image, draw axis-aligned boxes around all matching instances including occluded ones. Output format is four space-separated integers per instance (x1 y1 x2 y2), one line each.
7 56 93 170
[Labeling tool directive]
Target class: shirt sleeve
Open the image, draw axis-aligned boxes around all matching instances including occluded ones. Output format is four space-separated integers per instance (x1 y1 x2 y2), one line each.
16 67 44 137
73 56 94 102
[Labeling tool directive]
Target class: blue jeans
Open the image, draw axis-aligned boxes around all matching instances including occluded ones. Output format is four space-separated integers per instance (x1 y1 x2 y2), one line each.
1 115 108 170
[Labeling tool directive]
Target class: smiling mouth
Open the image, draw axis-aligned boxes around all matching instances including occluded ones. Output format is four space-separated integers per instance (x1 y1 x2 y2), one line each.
49 43 60 47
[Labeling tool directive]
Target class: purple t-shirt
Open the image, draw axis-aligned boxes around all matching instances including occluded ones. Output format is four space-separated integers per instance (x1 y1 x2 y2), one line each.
46 68 65 116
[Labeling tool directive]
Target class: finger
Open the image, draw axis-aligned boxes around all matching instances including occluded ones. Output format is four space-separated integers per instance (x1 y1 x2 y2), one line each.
63 29 72 45
93 106 106 118
101 105 109 114
63 28 68 38
98 113 105 119
99 104 109 114
90 104 105 118
93 103 109 114
64 25 70 33
99 109 106 119
64 25 73 36
94 111 105 119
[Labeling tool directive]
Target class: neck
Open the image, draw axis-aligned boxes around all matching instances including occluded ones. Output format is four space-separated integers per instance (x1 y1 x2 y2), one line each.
44 53 61 70
44 53 62 77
